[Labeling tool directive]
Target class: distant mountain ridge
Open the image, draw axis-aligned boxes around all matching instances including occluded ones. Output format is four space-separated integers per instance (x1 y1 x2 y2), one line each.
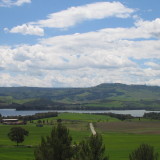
0 83 160 110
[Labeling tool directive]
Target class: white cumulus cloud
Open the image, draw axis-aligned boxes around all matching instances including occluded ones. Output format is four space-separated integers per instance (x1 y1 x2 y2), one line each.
33 1 134 28
135 18 160 38
0 0 31 7
7 24 44 36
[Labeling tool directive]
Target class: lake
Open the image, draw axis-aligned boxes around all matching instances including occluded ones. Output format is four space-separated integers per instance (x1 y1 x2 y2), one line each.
0 109 160 117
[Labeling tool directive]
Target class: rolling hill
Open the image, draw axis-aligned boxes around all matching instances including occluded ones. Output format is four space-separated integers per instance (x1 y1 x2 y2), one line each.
0 83 160 110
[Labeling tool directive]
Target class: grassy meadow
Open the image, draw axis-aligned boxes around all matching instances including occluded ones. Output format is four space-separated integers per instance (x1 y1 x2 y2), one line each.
0 113 160 160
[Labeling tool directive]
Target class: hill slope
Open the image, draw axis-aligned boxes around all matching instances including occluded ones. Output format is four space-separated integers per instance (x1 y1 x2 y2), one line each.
0 83 160 110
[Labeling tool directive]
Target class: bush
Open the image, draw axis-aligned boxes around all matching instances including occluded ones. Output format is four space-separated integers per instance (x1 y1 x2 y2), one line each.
78 134 109 160
129 144 159 160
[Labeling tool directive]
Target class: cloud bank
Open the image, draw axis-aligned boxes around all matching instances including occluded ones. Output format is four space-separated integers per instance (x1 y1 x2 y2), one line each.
0 18 160 87
1 1 160 87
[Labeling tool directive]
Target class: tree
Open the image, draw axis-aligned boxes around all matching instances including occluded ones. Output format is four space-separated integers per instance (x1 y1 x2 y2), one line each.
8 127 29 146
34 123 73 160
78 133 109 160
57 119 62 123
129 144 159 160
37 120 42 124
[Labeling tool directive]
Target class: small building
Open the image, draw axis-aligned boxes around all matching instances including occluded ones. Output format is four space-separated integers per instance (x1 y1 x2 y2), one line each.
2 119 26 125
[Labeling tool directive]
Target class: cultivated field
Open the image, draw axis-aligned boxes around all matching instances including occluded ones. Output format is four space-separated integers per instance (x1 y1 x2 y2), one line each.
96 121 160 134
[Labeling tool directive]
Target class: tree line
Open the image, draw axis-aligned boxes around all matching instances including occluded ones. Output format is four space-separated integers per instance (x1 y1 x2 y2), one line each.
143 112 160 120
94 113 133 121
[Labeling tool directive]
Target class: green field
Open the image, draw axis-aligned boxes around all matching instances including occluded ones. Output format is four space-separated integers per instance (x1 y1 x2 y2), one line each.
0 147 34 160
0 113 160 160
39 112 120 122
103 133 160 160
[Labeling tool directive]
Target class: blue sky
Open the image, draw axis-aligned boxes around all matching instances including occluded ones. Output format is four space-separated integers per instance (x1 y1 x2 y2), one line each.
0 0 160 87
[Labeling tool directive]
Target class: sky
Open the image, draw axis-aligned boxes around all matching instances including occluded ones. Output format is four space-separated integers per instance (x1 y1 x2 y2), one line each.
0 0 160 87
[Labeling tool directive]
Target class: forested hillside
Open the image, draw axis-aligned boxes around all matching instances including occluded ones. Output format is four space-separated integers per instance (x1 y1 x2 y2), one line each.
0 83 160 110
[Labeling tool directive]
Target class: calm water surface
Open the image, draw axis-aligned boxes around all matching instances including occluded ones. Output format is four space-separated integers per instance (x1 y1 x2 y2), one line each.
0 109 160 117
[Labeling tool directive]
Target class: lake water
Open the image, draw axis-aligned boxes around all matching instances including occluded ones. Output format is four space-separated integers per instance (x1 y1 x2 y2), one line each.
0 109 160 117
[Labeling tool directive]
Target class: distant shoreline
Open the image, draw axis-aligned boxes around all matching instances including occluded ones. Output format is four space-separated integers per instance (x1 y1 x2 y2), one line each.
1 109 160 117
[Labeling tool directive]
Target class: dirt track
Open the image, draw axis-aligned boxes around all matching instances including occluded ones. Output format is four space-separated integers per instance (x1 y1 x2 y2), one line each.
90 123 96 135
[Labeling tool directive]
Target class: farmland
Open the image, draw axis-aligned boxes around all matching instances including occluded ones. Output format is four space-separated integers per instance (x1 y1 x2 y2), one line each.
0 113 160 160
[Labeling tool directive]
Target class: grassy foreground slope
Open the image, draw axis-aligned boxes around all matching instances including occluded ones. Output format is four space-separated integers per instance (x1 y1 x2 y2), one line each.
103 133 160 160
0 83 160 110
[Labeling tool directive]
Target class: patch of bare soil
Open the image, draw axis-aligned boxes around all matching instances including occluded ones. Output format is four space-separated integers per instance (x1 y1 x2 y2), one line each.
96 121 160 134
